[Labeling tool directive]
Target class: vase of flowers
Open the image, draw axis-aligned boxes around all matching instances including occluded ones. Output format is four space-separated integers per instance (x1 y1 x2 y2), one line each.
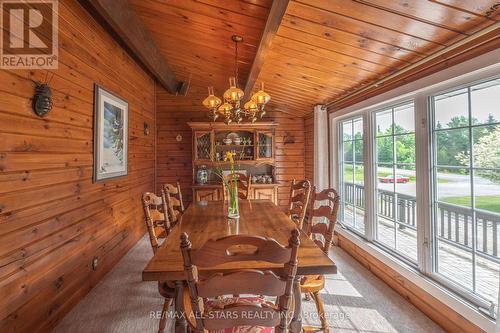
226 177 240 218
212 151 241 219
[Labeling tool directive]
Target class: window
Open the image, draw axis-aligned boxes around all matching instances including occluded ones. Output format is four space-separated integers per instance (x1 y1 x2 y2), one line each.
374 102 417 263
333 74 500 318
430 78 500 308
339 117 365 233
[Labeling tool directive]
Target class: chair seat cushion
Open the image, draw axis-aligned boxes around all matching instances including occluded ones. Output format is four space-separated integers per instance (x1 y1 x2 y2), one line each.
205 297 275 333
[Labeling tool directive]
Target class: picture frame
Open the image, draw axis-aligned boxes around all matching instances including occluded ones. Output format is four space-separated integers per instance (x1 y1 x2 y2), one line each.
93 84 128 182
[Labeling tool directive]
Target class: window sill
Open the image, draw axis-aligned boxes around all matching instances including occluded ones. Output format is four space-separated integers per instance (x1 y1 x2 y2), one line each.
336 227 496 332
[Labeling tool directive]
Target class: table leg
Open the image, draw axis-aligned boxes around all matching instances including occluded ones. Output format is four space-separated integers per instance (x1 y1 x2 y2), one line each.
174 280 187 333
289 275 303 333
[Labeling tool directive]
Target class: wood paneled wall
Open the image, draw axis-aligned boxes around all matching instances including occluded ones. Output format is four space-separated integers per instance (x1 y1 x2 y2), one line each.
0 1 155 332
304 113 314 186
156 88 305 210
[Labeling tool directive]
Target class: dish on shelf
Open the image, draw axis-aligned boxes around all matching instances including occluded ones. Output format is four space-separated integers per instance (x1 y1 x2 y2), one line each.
223 138 232 145
227 132 239 141
233 137 242 145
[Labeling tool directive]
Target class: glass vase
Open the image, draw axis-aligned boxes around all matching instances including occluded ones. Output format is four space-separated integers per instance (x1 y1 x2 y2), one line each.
227 181 240 219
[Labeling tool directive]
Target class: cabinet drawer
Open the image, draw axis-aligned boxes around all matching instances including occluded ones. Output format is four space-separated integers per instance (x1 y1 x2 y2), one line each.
253 188 277 205
194 188 219 202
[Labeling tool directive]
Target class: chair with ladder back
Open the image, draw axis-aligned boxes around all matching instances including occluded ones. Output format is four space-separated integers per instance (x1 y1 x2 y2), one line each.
287 179 312 229
222 172 252 200
301 187 340 333
163 182 185 225
141 191 175 333
180 230 300 333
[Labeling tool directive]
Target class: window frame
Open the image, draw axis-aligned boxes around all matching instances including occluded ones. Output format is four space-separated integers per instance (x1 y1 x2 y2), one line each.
371 100 419 265
330 69 500 320
337 116 366 236
427 78 500 315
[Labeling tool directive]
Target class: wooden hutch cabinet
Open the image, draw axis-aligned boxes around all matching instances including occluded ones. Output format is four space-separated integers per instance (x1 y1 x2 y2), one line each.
188 122 279 205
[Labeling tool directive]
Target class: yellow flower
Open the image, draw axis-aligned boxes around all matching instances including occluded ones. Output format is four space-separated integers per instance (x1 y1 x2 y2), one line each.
224 151 235 163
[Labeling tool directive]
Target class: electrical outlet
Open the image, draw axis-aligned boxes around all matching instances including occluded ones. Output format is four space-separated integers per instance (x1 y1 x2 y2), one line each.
92 256 99 271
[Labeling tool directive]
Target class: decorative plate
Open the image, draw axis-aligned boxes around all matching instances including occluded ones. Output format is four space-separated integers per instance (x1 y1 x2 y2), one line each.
227 132 239 141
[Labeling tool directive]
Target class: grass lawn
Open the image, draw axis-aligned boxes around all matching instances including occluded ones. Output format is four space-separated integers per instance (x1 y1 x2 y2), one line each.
344 169 364 183
343 165 418 183
441 196 500 213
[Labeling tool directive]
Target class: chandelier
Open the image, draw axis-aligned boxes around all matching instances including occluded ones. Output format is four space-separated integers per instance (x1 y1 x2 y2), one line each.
202 35 271 124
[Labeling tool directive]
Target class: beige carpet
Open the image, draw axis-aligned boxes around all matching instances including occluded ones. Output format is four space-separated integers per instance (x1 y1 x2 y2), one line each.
52 234 444 333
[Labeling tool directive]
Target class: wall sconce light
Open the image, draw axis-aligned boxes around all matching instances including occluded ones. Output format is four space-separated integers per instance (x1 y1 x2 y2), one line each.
32 82 53 117
144 122 150 135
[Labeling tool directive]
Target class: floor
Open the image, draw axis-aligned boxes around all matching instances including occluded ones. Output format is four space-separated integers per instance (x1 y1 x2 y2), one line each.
346 206 500 304
53 234 444 333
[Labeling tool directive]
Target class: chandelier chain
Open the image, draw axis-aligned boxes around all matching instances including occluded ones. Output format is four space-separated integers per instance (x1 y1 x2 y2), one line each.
234 38 239 86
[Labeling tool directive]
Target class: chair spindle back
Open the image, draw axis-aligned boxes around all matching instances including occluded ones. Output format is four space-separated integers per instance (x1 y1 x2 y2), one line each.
222 173 252 200
142 192 171 254
287 179 312 229
163 182 185 224
305 187 340 254
180 230 300 333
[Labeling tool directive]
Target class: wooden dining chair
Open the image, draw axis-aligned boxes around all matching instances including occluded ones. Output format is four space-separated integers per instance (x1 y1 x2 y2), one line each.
142 192 172 252
287 179 312 229
141 192 175 333
222 172 252 200
301 187 340 333
163 182 185 225
180 230 300 333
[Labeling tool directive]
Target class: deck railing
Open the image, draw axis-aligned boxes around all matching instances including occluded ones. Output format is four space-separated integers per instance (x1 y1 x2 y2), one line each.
437 202 500 261
343 182 500 261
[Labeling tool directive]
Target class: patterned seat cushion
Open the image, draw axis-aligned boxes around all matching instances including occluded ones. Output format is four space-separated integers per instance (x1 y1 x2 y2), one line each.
205 297 275 333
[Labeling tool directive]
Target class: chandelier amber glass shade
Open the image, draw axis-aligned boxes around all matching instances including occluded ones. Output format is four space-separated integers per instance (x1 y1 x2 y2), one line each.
223 77 244 102
218 102 233 113
251 82 271 106
243 100 258 112
202 87 222 109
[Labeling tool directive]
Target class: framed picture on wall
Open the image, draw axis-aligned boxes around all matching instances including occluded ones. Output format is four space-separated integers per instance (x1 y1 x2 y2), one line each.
93 84 128 182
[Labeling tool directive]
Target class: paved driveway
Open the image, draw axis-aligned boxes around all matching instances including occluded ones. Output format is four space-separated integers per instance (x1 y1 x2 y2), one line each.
377 167 500 198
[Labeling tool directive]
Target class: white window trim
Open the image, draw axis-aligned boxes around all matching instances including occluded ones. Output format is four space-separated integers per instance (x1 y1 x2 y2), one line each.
329 49 500 332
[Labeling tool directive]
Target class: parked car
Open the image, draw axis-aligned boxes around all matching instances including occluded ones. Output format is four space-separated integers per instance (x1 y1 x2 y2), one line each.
378 175 410 183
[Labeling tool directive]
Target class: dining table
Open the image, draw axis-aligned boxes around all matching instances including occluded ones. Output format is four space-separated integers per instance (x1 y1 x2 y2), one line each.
142 199 337 333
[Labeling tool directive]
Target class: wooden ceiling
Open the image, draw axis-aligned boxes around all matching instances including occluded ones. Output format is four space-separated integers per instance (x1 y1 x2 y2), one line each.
130 0 500 116
129 0 271 113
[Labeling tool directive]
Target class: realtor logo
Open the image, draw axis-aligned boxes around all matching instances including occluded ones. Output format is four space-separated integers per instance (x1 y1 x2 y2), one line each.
1 0 58 69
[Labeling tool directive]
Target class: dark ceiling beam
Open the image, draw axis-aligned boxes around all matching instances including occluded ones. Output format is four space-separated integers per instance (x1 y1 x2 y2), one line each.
82 0 179 94
243 0 290 99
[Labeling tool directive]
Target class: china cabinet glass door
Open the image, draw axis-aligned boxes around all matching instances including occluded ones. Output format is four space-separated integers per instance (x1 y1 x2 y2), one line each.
194 131 212 161
257 131 273 160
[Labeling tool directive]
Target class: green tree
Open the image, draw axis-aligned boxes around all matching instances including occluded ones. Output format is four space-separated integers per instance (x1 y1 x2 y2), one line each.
376 125 415 169
457 126 500 182
435 116 473 168
395 133 415 166
486 113 497 125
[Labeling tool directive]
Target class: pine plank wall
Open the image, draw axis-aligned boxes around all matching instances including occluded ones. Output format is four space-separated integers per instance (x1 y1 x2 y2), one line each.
0 1 310 331
0 1 155 331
